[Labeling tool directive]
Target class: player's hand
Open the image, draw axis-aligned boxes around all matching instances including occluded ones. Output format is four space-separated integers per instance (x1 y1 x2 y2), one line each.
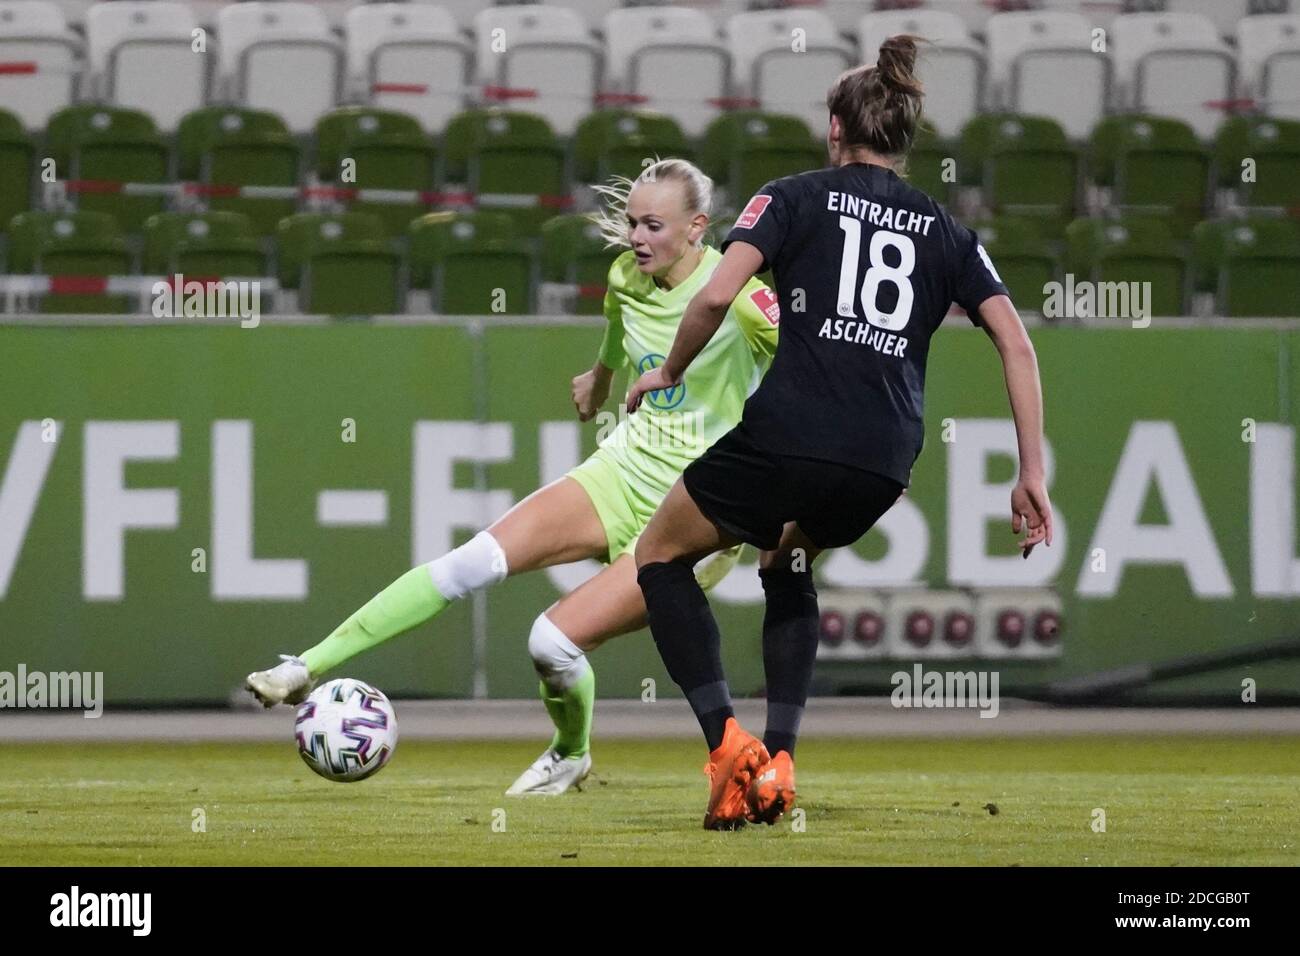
1011 476 1053 558
571 366 611 422
626 366 679 414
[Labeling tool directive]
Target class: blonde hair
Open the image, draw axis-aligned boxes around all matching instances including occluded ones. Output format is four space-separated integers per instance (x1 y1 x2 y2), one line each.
589 158 714 250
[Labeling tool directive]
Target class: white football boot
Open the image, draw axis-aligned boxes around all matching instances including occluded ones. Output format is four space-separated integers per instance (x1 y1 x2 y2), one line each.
244 655 314 707
505 748 593 796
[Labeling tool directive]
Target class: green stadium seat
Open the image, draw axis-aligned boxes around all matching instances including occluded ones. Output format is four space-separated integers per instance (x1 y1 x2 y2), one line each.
540 214 620 315
1213 116 1300 211
699 111 824 208
1089 116 1210 236
571 109 693 185
1065 217 1189 317
276 213 400 316
441 109 568 235
176 107 301 236
1191 217 1300 317
973 217 1060 314
45 105 168 233
142 212 265 278
962 115 1080 235
409 211 533 315
0 108 33 237
903 124 955 206
314 107 437 236
7 210 130 313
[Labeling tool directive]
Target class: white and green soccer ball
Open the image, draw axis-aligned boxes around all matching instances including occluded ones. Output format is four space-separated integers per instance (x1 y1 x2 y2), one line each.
294 679 398 782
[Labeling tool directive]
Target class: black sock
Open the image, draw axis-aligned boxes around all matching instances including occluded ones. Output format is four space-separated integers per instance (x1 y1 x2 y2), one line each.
638 560 733 751
759 565 819 759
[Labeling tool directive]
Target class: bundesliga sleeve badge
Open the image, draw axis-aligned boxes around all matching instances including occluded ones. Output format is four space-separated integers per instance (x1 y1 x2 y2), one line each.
735 194 772 229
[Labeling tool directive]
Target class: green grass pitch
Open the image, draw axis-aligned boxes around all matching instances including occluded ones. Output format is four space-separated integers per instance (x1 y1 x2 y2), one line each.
2 736 1296 866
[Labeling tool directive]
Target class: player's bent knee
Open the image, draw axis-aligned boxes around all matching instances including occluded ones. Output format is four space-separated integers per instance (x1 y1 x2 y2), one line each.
528 613 589 690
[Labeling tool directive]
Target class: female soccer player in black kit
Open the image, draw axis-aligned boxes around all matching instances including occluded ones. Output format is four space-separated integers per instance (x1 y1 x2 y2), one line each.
625 36 1054 830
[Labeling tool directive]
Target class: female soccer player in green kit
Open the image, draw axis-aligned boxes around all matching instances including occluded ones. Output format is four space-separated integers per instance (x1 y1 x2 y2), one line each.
245 159 781 795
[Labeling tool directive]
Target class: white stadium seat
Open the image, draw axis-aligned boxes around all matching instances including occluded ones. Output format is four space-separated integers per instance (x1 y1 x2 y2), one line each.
413 0 491 33
473 4 600 136
1112 12 1234 139
0 0 80 131
1238 14 1300 122
1165 0 1252 40
1035 0 1118 32
50 0 92 30
347 3 471 133
557 0 624 32
986 10 1109 140
603 6 727 137
216 1 342 134
857 10 984 139
86 1 206 133
726 9 851 137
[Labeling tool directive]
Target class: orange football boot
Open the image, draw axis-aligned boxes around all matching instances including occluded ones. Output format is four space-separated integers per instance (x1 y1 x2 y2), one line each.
702 717 770 830
746 750 795 825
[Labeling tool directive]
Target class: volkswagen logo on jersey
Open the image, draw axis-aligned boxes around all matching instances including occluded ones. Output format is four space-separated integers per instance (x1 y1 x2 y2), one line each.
637 353 686 410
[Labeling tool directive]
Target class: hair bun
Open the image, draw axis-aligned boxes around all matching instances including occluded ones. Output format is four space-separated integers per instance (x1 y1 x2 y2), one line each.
877 35 923 98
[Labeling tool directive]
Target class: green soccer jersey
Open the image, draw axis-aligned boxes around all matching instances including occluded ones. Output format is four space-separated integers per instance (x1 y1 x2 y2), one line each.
593 245 780 501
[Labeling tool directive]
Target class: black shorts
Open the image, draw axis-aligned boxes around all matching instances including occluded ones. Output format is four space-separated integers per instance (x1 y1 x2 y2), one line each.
682 421 905 551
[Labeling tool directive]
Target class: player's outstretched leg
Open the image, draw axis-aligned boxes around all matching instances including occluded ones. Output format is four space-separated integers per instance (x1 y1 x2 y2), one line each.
246 478 606 706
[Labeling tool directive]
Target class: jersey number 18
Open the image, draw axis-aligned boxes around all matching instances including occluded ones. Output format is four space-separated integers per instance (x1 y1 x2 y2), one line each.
835 217 915 332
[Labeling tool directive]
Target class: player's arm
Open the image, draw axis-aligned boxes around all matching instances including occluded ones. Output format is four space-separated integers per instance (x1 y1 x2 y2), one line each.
977 294 1053 557
572 282 625 422
626 241 765 412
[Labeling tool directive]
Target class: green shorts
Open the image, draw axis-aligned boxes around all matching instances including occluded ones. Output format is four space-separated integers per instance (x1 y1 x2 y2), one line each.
567 445 742 590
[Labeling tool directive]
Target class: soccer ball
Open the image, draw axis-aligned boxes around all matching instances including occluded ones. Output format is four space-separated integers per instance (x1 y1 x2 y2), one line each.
294 678 398 782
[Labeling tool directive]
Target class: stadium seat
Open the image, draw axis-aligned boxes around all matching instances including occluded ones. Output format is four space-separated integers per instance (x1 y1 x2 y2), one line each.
314 107 437 236
1214 116 1300 210
441 108 568 234
1191 217 1300 317
724 9 852 137
973 216 1060 315
857 10 984 138
570 109 692 186
141 211 264 278
46 105 168 232
85 1 207 133
7 209 131 313
985 10 1109 141
276 212 400 315
1165 0 1252 40
602 6 728 138
0 108 33 237
408 210 534 315
540 212 618 315
961 114 1080 235
1064 217 1190 317
1090 115 1210 234
346 3 472 135
1237 14 1300 123
473 5 601 137
413 0 493 31
177 107 301 236
0 0 81 131
216 2 342 134
901 123 955 206
699 111 824 210
1111 12 1234 140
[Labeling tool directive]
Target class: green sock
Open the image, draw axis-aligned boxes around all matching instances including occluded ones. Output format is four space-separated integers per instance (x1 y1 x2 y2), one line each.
540 666 595 758
300 566 449 677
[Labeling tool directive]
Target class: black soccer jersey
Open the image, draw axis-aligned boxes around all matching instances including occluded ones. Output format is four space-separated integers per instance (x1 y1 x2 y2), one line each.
721 162 1008 486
